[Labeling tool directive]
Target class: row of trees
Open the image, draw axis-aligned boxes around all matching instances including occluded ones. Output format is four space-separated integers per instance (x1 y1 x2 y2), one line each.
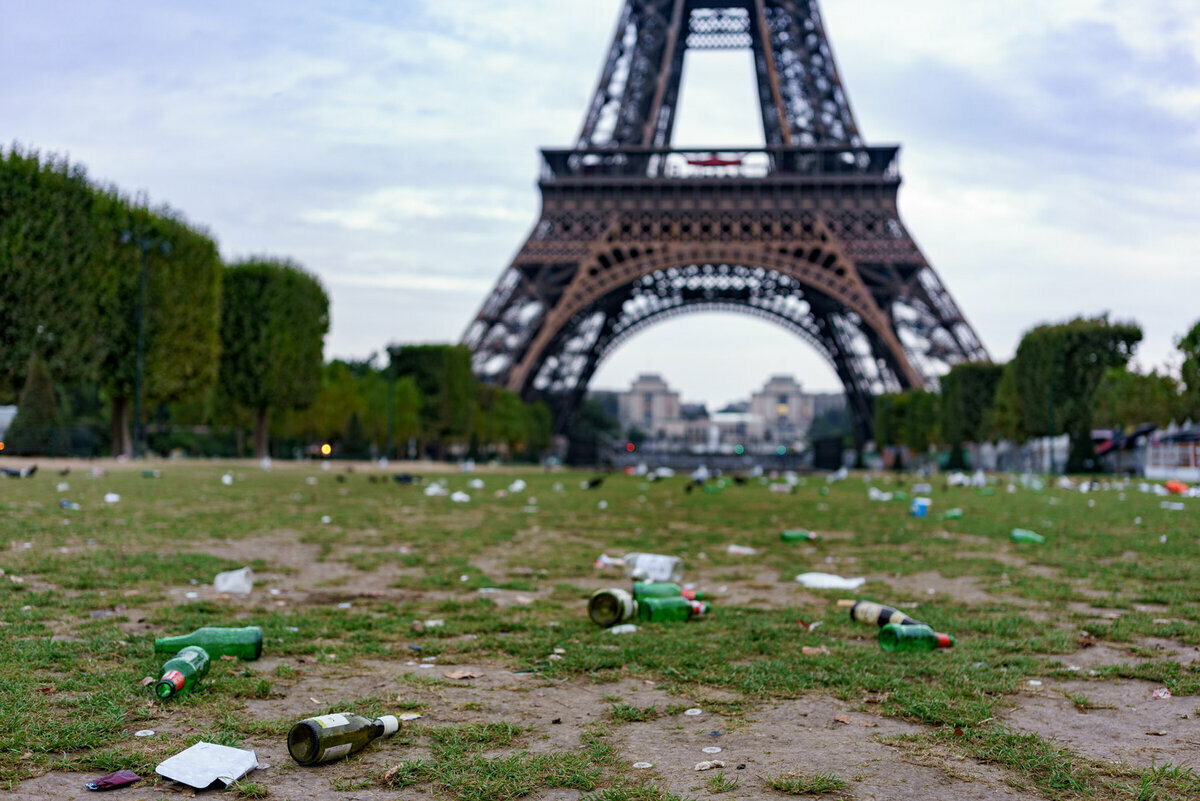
875 316 1200 472
3 148 553 462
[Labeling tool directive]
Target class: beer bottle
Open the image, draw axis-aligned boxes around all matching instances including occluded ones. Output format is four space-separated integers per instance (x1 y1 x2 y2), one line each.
155 646 210 699
781 529 819 542
845 600 921 628
287 713 400 765
637 596 709 623
631 582 707 601
154 626 263 660
878 623 954 653
588 588 636 627
1011 528 1045 544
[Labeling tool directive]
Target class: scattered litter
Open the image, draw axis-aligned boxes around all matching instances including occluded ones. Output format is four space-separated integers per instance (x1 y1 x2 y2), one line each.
450 491 471 503
1010 529 1045 544
1147 730 1168 736
103 492 120 503
424 484 448 497
59 499 81 511
468 479 484 489
912 483 932 494
1153 688 1172 700
1160 535 1168 544
695 760 725 771
508 479 526 493
424 619 445 628
57 482 69 492
184 592 199 599
1028 680 1042 687
632 762 653 769
702 746 722 754
398 713 422 721
909 497 931 517
597 500 608 510
444 669 483 680
134 730 155 737
221 473 233 486
725 544 756 555
684 708 703 716
320 515 331 524
833 714 853 725
85 770 141 791
868 487 893 502
1161 501 1185 511
801 645 830 656
213 567 254 594
155 741 258 789
795 572 865 590
781 529 818 542
139 677 155 687
337 602 352 609
608 624 639 634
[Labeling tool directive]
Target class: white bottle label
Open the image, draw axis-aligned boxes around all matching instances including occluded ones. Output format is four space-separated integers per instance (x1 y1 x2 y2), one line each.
321 743 352 761
311 714 349 728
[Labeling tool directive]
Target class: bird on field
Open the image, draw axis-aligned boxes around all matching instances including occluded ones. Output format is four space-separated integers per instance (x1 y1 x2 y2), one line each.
585 476 605 490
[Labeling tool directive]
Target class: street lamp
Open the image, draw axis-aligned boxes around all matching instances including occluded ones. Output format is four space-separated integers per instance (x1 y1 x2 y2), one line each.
119 228 171 458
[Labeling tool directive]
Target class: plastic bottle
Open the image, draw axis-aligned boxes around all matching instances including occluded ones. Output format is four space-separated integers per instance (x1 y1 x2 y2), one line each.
597 553 683 583
781 529 819 542
845 600 920 628
153 626 263 661
878 623 954 652
941 508 963 520
632 582 707 601
637 596 710 623
1010 528 1045 544
588 588 636 627
155 646 210 700
287 713 400 765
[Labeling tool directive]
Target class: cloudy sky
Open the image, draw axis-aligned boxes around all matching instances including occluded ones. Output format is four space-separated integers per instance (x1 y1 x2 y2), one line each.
3 0 1198 408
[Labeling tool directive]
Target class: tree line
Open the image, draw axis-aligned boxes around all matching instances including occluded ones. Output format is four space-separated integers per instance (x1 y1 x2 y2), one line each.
1 147 550 461
875 316 1200 472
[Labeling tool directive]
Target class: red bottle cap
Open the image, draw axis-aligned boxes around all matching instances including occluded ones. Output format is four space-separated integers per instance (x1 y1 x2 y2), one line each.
935 632 953 648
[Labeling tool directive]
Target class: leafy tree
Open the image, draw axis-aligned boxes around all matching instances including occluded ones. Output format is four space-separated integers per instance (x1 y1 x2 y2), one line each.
219 259 329 458
341 411 369 459
1179 320 1200 421
475 385 527 457
523 401 553 460
393 376 422 457
1012 316 1142 472
1093 368 1180 430
387 344 477 457
566 397 619 465
5 352 70 455
940 362 1004 468
980 363 1022 442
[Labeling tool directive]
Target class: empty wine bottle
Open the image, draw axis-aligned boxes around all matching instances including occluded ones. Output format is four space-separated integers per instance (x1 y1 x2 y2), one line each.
588 588 636 627
844 600 921 628
287 713 400 765
155 646 210 700
154 626 263 661
632 582 707 601
878 623 954 653
637 596 710 623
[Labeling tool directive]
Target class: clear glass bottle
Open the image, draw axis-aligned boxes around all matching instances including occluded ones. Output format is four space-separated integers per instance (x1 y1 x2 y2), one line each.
849 600 920 628
154 626 263 660
155 646 210 699
287 713 400 765
588 588 636 627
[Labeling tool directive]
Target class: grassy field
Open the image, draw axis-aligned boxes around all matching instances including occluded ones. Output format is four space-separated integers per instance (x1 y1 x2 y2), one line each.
0 460 1198 800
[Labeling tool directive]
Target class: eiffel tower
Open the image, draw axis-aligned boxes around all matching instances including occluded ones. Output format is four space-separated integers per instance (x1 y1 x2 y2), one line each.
464 0 987 443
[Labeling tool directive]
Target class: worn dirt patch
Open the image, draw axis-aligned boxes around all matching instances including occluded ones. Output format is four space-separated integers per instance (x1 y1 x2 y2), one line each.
1002 678 1200 769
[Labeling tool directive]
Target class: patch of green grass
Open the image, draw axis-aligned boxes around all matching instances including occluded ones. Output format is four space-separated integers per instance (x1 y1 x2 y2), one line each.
706 770 738 793
764 771 847 795
609 703 660 723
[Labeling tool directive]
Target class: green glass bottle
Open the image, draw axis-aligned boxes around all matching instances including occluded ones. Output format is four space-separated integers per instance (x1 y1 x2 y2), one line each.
636 596 710 623
154 626 263 660
588 588 636 627
632 582 707 601
155 646 210 699
781 529 819 542
1010 528 1045 544
287 713 400 765
878 624 954 653
941 508 964 520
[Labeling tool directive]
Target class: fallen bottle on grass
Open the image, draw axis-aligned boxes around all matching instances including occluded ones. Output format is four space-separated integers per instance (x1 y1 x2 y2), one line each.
155 646 210 700
154 626 263 661
633 581 705 601
288 713 400 765
1011 528 1045 544
589 588 637 627
840 599 921 628
638 595 710 623
878 623 954 653
595 552 683 582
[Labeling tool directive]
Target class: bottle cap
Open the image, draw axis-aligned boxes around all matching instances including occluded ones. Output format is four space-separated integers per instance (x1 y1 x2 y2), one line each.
935 632 954 648
378 715 400 736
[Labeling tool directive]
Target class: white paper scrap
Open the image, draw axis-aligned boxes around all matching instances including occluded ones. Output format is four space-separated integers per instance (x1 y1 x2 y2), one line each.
156 741 258 789
795 572 866 590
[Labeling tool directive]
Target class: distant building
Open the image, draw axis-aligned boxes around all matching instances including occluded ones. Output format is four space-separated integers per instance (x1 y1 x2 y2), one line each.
749 375 814 449
617 374 680 437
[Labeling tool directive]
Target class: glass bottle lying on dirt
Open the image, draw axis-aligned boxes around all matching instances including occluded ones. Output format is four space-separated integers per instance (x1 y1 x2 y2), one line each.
841 599 921 628
155 646 210 700
153 626 263 660
878 623 954 652
288 713 400 765
631 581 706 601
588 588 711 626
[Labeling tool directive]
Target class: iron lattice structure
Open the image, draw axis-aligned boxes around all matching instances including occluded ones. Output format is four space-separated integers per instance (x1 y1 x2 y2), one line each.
464 0 987 442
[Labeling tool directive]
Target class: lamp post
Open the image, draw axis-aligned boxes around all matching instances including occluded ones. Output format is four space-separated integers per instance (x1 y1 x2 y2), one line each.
119 229 170 458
